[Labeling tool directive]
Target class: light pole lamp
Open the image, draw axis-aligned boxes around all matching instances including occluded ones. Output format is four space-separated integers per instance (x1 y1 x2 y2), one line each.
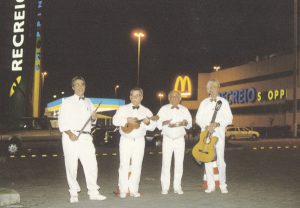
114 85 120 97
134 32 145 86
213 65 221 72
158 92 164 105
41 71 48 87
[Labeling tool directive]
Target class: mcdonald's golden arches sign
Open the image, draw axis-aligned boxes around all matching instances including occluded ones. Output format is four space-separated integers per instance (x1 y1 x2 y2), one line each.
174 75 192 98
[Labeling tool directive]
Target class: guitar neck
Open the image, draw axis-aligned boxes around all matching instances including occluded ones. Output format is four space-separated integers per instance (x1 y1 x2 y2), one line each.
210 109 218 124
137 119 144 124
137 116 156 123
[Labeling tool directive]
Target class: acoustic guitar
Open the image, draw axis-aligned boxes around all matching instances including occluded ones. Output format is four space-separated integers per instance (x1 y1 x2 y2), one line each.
121 115 159 134
192 100 222 163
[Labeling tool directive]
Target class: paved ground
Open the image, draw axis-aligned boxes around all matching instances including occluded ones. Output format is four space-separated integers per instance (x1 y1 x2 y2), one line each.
0 140 300 208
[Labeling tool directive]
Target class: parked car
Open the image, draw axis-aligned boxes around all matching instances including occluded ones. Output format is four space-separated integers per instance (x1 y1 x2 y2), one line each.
146 124 201 148
185 125 201 147
145 129 163 147
92 124 164 147
91 125 120 146
226 127 260 140
0 117 61 155
92 123 201 147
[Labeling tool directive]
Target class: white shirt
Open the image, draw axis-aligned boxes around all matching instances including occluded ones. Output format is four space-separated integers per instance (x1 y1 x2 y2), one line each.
196 96 233 139
58 94 95 134
157 104 192 139
112 103 156 138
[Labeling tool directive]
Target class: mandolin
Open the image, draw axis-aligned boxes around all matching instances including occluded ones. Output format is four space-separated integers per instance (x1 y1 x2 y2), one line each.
121 115 159 134
192 100 222 163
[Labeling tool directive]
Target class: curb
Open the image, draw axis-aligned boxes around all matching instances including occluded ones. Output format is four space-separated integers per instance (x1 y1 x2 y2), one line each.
0 188 20 207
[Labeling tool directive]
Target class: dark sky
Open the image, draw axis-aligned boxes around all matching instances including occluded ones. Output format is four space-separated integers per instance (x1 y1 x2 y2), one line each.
10 0 297 111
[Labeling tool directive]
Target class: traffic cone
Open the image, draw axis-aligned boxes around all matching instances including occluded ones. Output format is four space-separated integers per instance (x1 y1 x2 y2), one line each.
114 159 132 196
202 161 220 189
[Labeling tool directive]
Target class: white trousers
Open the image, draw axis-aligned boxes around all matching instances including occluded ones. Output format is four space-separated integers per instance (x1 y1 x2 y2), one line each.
204 139 227 189
62 134 100 196
118 136 145 194
161 136 185 191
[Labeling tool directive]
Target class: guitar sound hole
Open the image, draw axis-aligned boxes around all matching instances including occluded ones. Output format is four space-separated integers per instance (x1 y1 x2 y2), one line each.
199 150 208 154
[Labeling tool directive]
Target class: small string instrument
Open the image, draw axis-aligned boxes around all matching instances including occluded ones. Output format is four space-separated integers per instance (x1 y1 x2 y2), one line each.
121 115 159 134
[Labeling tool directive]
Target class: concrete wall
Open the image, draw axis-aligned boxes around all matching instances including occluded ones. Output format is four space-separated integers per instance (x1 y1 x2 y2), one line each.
182 53 300 127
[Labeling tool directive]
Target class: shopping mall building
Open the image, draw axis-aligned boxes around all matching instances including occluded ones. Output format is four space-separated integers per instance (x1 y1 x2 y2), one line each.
182 53 300 128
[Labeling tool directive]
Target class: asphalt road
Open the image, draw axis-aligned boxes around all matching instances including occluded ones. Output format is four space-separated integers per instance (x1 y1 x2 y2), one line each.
0 139 300 208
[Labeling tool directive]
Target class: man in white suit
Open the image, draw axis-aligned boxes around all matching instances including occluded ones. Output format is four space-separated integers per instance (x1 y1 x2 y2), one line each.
196 79 233 194
113 87 156 198
58 76 106 203
157 90 192 195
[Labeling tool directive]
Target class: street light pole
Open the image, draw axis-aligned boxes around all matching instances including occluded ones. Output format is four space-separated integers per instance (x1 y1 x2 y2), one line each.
137 36 141 87
134 32 145 87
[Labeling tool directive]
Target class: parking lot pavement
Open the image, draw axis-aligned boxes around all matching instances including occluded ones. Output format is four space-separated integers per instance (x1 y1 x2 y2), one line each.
228 137 300 150
0 144 300 208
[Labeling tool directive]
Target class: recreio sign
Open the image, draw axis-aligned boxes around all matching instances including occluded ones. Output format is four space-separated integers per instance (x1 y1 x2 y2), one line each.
219 88 287 105
12 0 26 71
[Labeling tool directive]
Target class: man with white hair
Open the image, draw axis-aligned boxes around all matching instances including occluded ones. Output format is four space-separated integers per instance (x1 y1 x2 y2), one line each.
196 79 233 194
157 90 192 195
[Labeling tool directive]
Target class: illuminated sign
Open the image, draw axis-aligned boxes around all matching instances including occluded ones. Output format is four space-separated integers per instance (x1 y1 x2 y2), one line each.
220 88 256 105
257 89 287 102
9 76 22 97
220 88 287 105
12 0 26 71
174 76 192 98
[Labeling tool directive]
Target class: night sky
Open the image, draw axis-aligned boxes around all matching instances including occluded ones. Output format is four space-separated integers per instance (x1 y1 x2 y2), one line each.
1 0 295 113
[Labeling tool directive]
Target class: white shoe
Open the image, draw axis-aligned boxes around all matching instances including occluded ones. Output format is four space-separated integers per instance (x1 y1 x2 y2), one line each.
204 188 215 193
174 189 184 195
89 193 107 201
69 196 78 203
130 192 141 198
119 192 127 199
161 190 168 195
220 187 229 194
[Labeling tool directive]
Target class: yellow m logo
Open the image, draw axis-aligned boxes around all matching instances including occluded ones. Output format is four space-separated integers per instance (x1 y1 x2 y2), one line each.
174 75 192 98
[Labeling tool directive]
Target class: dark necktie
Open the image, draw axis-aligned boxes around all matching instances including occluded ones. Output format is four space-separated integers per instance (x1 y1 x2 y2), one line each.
171 106 179 110
132 106 140 110
79 97 85 100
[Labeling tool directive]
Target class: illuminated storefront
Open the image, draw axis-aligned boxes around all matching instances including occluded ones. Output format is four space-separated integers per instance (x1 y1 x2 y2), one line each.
45 98 125 126
182 53 300 128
